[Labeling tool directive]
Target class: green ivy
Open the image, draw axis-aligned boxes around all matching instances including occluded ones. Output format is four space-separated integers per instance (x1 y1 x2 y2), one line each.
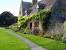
18 9 51 31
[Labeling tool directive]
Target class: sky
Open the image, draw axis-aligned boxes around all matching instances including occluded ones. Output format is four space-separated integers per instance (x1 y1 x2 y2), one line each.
0 0 41 16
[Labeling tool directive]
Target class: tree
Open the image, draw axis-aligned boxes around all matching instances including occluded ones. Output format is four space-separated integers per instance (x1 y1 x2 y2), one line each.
0 11 17 27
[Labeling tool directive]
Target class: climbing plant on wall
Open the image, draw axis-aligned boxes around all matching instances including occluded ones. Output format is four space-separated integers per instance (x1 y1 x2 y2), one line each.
18 16 32 30
18 9 51 31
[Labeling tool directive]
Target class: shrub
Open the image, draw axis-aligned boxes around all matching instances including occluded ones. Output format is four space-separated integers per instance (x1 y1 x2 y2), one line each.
24 26 32 34
18 16 32 30
62 21 66 43
9 23 18 31
62 37 66 44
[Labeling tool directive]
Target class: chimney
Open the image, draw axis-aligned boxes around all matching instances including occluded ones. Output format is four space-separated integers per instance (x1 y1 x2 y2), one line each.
32 0 37 5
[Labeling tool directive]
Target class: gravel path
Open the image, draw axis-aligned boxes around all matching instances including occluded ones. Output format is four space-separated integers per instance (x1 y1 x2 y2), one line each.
6 29 48 50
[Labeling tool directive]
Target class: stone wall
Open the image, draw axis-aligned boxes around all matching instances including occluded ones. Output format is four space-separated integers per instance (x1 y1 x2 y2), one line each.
29 20 43 36
46 0 66 35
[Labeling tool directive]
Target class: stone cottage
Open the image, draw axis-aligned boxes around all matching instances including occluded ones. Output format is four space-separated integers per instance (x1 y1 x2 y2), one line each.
19 0 46 16
19 0 46 35
19 0 66 36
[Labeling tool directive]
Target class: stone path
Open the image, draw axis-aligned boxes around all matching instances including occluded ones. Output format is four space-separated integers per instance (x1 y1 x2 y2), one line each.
5 29 48 50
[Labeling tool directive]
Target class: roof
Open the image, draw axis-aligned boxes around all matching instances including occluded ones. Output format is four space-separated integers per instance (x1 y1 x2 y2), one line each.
22 1 32 10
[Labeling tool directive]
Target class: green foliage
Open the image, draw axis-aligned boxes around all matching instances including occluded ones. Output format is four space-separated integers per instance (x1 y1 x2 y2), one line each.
0 11 17 27
18 16 32 30
63 21 66 36
17 33 66 50
31 9 51 21
24 26 31 34
53 33 63 41
9 23 18 31
18 9 51 31
62 21 66 43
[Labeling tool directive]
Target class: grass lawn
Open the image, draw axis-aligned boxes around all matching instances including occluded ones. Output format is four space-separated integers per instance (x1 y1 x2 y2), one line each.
17 32 66 50
0 28 30 50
